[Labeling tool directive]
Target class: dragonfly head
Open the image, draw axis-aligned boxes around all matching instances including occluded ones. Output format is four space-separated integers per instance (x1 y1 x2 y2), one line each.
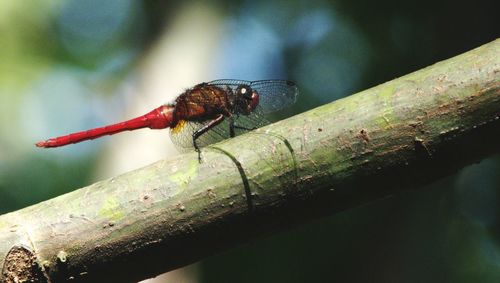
235 85 259 115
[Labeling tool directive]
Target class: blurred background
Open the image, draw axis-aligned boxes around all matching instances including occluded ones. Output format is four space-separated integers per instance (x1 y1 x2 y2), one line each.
0 0 498 282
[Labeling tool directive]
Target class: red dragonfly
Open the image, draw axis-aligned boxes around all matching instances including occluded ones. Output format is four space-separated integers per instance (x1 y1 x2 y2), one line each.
36 80 298 160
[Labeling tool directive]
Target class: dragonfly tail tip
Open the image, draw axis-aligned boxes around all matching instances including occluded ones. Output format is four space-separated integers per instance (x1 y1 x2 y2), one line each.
35 141 49 148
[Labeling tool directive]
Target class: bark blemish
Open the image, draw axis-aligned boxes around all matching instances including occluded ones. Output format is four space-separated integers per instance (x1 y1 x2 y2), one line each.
359 129 370 143
2 245 47 283
439 126 461 140
437 74 447 82
177 203 186 212
206 189 216 199
409 121 423 128
414 137 432 157
42 261 50 269
57 251 67 263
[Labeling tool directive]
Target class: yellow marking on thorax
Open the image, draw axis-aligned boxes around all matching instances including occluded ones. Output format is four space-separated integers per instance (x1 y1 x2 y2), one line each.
171 120 187 134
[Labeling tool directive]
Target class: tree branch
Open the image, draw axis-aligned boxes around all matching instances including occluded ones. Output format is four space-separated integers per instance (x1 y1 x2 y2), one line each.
1 39 499 283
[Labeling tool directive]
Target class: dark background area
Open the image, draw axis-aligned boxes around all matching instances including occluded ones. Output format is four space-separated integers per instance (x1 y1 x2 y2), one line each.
0 0 498 282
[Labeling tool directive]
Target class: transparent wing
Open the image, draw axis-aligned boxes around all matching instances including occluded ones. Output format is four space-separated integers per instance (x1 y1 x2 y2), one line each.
207 79 298 114
207 79 252 86
250 80 298 114
169 119 229 151
232 105 269 133
169 105 269 151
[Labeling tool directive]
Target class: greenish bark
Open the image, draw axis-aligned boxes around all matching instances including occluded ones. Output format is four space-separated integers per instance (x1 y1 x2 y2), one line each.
1 39 499 283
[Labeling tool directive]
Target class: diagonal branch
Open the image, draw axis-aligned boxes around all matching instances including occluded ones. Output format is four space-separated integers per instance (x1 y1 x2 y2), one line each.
1 39 499 283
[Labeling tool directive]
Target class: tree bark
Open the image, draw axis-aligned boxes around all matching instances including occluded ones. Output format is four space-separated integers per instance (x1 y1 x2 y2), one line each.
1 39 499 283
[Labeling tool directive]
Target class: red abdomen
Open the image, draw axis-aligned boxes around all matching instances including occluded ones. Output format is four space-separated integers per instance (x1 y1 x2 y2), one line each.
36 105 174 148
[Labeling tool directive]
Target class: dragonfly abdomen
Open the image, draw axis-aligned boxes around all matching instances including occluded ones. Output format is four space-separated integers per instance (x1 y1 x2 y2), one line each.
36 105 174 148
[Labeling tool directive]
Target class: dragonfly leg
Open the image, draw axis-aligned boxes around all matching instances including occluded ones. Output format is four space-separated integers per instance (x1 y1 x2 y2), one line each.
229 117 235 138
192 114 225 162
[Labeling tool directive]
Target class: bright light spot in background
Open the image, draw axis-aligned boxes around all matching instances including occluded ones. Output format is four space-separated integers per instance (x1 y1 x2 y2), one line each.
211 18 284 80
287 10 333 48
480 237 500 268
57 0 138 60
293 9 370 102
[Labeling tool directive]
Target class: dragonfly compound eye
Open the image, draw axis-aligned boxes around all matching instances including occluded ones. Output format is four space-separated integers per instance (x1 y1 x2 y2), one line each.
247 90 259 113
235 85 259 114
236 85 252 99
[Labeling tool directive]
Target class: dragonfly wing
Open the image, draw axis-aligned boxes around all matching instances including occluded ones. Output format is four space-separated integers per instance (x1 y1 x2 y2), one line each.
169 119 232 151
232 105 270 134
250 80 298 114
207 79 252 87
169 106 268 151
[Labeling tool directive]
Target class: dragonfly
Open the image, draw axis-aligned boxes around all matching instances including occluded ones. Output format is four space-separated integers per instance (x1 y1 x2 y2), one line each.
36 80 298 160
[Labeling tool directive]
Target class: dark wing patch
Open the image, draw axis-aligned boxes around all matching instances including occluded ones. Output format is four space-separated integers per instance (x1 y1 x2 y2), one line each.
169 106 268 151
169 119 231 151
